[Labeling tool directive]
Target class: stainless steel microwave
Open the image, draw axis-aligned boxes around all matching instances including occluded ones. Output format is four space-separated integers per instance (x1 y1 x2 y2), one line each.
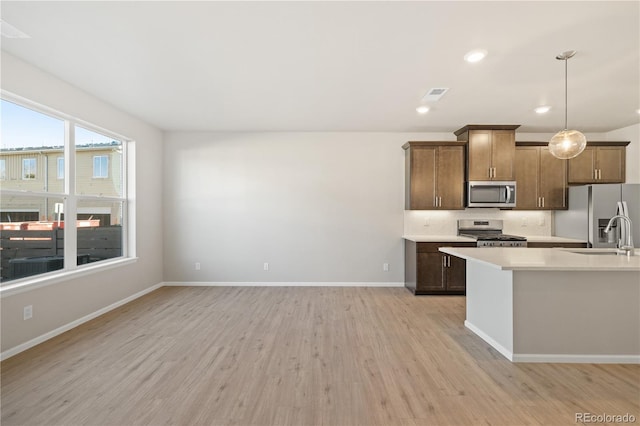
467 181 516 208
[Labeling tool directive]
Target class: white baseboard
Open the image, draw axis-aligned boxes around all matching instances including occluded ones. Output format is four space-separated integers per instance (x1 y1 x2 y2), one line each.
464 320 640 364
163 281 405 287
0 282 163 361
511 353 640 364
464 320 514 361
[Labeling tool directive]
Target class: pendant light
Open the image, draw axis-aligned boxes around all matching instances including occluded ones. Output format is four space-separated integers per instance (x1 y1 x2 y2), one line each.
548 50 587 159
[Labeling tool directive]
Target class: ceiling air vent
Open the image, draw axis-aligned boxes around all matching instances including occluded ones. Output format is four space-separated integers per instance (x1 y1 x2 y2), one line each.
422 88 449 102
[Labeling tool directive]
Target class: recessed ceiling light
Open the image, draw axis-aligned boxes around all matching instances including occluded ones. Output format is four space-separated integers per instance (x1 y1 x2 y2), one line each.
464 49 487 63
416 106 430 114
535 106 551 114
0 19 30 39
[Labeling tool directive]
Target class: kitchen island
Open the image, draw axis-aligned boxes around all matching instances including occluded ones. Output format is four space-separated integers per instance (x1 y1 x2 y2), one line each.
438 247 640 363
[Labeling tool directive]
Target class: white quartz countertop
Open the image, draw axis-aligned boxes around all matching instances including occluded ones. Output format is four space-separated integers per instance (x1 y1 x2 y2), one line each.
403 235 587 244
403 235 475 242
438 247 640 272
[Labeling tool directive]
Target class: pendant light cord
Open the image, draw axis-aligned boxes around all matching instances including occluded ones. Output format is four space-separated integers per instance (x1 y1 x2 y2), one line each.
564 57 568 130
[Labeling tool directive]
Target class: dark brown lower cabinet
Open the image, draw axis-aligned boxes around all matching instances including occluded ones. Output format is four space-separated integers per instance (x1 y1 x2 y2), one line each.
404 241 476 295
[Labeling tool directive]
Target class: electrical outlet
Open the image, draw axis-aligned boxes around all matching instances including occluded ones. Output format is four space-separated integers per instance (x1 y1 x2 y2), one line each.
263 262 269 271
424 217 430 227
539 216 546 226
23 305 33 320
521 217 528 227
383 263 389 271
195 262 201 270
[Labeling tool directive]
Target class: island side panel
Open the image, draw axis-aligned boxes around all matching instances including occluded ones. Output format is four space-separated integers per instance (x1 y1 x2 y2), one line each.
404 240 417 293
512 271 640 363
465 260 514 360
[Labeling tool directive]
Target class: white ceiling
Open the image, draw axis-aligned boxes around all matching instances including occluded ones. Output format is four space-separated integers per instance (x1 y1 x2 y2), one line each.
1 1 639 134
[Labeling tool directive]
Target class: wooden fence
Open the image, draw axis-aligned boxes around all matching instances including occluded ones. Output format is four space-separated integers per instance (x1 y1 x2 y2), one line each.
0 226 122 282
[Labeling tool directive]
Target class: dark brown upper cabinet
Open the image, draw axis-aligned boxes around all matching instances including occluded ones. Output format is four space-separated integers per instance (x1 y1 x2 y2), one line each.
515 143 567 210
454 125 520 181
567 142 628 184
403 142 466 210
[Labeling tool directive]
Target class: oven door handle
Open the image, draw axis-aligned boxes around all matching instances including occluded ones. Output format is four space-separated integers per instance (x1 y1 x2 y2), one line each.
505 185 512 203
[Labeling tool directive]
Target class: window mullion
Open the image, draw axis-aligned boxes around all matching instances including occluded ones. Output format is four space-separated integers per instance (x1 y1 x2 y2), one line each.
64 121 77 271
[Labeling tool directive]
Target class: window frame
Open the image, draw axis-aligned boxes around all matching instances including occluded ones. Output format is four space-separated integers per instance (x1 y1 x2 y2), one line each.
22 158 37 180
92 155 109 179
57 157 64 179
0 91 136 294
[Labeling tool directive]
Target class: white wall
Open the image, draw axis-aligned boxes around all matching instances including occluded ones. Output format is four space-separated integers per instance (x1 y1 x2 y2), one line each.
0 52 164 353
163 128 638 285
163 132 451 284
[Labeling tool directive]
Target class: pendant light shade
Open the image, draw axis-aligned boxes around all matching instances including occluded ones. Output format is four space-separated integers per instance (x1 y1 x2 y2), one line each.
548 50 587 159
548 129 587 159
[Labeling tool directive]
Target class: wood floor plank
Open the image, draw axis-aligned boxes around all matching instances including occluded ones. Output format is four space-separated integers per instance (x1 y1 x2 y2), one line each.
1 286 638 425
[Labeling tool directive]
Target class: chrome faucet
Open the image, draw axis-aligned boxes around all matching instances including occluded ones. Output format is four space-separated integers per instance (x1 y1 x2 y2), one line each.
605 215 634 256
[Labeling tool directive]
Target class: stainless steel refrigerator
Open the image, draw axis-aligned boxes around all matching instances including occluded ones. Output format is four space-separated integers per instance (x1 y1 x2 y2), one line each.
554 184 640 248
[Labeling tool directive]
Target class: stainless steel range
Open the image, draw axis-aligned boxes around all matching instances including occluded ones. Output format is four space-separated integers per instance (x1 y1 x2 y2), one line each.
458 219 527 247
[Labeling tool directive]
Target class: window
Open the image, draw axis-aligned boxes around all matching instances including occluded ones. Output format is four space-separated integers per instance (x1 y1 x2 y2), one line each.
0 159 5 179
0 97 132 286
57 157 64 179
93 155 109 178
22 158 36 180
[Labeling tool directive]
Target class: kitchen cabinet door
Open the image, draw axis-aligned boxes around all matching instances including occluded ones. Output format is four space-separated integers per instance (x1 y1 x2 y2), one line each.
445 255 467 291
514 147 540 209
568 147 597 183
407 147 436 209
437 146 465 209
515 144 567 210
467 130 493 180
467 129 515 181
539 147 567 209
406 241 476 295
491 130 516 180
596 146 625 183
567 144 626 184
416 252 445 292
404 142 466 210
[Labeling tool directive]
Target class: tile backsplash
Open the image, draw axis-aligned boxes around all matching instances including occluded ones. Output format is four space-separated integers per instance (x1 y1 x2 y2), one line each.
404 209 553 236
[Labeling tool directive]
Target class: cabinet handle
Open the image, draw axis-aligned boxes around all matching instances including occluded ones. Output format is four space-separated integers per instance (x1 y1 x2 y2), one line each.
489 167 492 178
442 255 446 268
439 197 442 207
542 197 545 208
537 197 540 207
598 169 602 180
447 255 451 267
434 196 438 207
493 167 496 178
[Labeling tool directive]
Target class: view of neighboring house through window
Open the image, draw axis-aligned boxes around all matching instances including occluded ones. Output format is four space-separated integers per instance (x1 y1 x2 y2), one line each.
22 158 36 179
57 157 64 179
93 155 108 178
0 98 130 285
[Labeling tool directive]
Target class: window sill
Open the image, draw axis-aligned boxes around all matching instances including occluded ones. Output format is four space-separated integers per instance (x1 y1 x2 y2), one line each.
0 257 139 298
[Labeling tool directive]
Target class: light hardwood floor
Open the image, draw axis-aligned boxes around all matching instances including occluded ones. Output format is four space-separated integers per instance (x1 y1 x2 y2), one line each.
1 286 639 425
